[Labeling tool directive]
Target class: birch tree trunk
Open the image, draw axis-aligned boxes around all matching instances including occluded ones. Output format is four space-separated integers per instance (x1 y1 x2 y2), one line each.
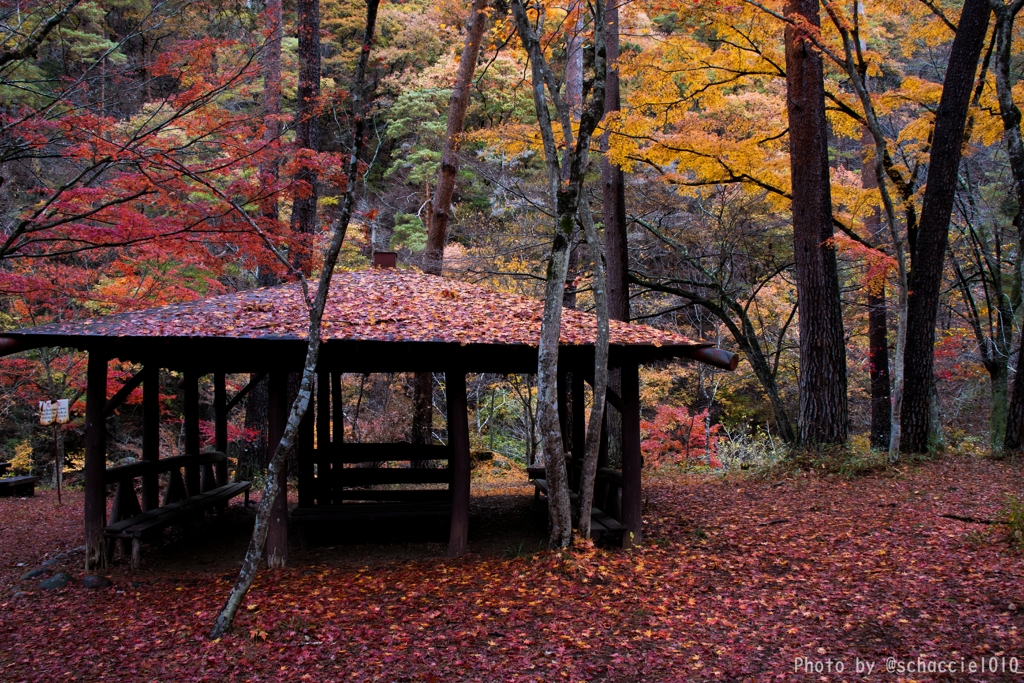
510 0 605 548
210 0 379 637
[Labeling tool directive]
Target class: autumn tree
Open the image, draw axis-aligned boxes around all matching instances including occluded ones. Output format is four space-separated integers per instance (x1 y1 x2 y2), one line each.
785 0 847 445
900 0 991 453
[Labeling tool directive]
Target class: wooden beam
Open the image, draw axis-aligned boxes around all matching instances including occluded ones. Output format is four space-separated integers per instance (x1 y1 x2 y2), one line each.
620 359 642 548
298 385 314 508
331 371 343 505
183 371 202 496
214 372 228 486
102 369 145 417
142 365 160 511
446 369 471 557
571 369 585 467
266 372 288 568
316 368 330 506
84 352 108 570
224 371 267 413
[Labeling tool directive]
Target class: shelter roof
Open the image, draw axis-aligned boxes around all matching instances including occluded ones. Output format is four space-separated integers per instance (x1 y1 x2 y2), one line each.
4 269 698 349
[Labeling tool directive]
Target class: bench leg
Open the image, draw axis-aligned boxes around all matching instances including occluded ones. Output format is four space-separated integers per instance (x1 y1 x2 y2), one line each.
119 536 131 558
131 538 141 571
244 490 249 507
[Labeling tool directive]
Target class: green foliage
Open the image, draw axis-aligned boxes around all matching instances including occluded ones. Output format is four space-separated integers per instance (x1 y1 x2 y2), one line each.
390 213 427 252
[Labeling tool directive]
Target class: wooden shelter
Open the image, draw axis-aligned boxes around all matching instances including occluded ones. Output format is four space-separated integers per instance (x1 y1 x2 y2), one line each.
0 269 736 569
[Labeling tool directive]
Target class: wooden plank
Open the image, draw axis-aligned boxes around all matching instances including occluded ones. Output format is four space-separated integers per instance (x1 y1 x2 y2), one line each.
330 489 452 503
333 467 451 487
102 369 145 418
107 482 251 537
84 352 108 570
142 365 160 511
319 443 451 464
104 461 155 485
292 502 451 523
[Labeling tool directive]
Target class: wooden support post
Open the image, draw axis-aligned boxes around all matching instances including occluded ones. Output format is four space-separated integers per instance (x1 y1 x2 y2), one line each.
620 359 642 548
298 385 314 508
183 370 201 496
316 368 330 505
267 372 289 567
84 352 108 570
571 368 585 464
142 365 160 511
214 372 228 486
447 369 470 557
556 362 573 490
331 371 343 506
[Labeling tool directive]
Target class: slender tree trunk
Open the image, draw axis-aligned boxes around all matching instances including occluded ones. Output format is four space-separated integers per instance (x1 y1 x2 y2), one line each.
900 0 991 453
576 201 609 539
785 0 848 445
991 0 1024 449
603 0 628 324
510 0 605 548
210 0 379 637
259 0 283 223
422 0 489 276
291 0 321 274
861 130 892 450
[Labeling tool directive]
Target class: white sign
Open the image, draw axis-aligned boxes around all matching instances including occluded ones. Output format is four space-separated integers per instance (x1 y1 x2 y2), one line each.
55 399 69 424
39 401 54 426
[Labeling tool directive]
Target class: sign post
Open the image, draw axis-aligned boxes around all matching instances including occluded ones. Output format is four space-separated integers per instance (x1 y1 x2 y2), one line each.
40 400 69 505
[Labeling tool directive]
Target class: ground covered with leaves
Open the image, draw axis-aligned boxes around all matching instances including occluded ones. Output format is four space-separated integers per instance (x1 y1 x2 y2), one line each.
2 455 1023 682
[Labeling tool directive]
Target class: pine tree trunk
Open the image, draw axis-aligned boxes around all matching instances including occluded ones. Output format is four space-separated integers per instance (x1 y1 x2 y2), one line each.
900 0 991 453
290 0 321 274
602 0 628 324
422 0 489 276
259 0 283 222
785 0 848 445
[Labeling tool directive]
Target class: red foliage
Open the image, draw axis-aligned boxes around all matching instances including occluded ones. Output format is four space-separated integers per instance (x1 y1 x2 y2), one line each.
641 404 722 468
3 456 1020 681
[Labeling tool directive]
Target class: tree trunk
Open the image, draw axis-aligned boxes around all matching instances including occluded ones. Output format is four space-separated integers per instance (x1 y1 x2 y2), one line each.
603 0 628 324
992 1 1024 450
785 0 847 445
259 0 283 223
861 129 892 450
422 0 489 276
210 0 379 637
900 0 991 453
290 0 321 274
510 0 605 548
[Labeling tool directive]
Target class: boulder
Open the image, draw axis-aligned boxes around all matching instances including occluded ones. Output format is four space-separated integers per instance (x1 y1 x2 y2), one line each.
40 572 73 590
81 575 112 589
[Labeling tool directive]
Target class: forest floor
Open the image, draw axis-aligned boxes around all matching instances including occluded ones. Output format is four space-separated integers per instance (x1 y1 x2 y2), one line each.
1 454 1023 682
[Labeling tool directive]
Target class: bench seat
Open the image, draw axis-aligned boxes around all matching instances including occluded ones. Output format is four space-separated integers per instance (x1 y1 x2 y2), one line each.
292 501 452 550
104 481 250 568
0 475 39 497
533 478 625 540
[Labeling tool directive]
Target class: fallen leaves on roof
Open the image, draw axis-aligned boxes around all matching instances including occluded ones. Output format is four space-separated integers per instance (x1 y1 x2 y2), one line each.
14 270 697 348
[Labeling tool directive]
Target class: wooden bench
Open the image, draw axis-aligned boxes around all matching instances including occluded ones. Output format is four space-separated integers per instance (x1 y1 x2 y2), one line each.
293 443 453 549
105 481 251 569
102 451 250 569
532 469 626 543
0 475 38 497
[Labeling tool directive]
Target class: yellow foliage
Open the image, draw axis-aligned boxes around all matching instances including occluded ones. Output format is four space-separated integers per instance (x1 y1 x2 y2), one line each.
9 440 33 475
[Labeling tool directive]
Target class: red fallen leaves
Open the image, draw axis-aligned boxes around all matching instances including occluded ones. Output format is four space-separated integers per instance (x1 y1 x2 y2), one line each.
11 269 697 349
1 455 1023 682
